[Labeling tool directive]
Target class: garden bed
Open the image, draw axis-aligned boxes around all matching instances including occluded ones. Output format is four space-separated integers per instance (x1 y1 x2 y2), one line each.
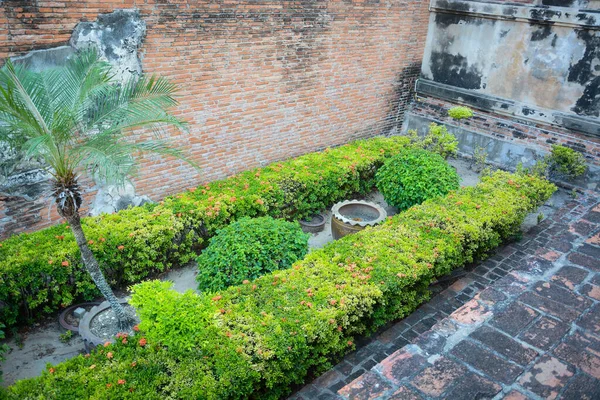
3 171 555 398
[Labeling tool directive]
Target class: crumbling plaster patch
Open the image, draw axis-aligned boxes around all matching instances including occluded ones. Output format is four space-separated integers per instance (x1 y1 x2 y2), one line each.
1 9 150 216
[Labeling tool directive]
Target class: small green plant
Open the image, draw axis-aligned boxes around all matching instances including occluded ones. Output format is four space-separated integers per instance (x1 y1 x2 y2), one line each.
448 106 474 120
376 148 460 210
547 145 587 180
471 145 488 172
59 330 73 343
196 216 310 292
408 123 458 159
517 145 586 182
571 189 579 199
537 213 544 224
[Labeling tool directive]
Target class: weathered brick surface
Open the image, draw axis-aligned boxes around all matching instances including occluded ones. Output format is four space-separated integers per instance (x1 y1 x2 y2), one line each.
330 194 600 400
407 95 600 166
0 0 430 238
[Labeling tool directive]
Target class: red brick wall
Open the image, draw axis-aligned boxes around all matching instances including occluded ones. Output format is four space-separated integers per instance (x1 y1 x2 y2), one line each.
0 0 431 238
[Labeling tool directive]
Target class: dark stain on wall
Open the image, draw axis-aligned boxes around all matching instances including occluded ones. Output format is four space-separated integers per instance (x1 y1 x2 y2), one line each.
541 0 576 7
388 62 422 130
568 30 600 117
531 25 553 41
529 8 562 21
429 51 482 90
576 13 597 26
573 76 600 117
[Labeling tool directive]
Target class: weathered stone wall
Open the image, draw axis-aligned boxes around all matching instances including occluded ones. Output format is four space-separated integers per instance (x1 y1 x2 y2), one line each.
404 0 600 189
0 0 430 238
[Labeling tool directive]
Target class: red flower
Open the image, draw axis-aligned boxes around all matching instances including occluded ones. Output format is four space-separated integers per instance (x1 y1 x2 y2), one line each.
106 352 113 359
106 383 112 388
118 379 126 385
133 325 140 332
117 245 125 251
212 295 222 301
49 368 55 374
88 240 94 245
122 338 128 344
256 199 264 205
104 341 111 348
242 280 250 284
61 261 69 267
131 361 137 367
347 341 353 346
139 338 147 347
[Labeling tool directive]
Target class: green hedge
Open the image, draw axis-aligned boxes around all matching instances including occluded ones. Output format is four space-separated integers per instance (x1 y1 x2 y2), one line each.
0 136 410 329
5 171 555 399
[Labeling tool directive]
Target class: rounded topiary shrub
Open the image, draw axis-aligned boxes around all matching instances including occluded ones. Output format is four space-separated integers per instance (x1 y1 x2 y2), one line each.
196 216 310 292
376 148 460 210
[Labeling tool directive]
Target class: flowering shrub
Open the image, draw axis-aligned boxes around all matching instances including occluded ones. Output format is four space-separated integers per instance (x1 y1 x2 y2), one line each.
407 123 458 159
5 171 555 399
0 136 410 330
196 217 309 292
376 149 460 210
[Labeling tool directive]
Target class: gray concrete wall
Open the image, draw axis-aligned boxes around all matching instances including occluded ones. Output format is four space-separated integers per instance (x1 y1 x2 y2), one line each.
418 0 600 138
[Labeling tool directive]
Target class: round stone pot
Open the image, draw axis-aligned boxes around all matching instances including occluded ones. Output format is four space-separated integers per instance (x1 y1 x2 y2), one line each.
331 200 387 240
299 213 326 234
58 302 101 333
79 299 136 352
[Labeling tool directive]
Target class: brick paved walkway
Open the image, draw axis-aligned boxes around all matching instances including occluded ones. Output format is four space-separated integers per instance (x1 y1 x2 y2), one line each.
291 191 600 399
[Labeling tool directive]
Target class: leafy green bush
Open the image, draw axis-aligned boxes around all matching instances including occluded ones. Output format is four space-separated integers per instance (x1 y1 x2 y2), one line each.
376 149 460 210
517 144 587 182
547 145 587 180
448 106 474 120
6 171 555 399
0 136 410 330
408 123 458 159
0 323 8 382
197 217 309 292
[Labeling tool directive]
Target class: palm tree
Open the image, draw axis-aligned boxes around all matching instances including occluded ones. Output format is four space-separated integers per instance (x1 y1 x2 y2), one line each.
0 49 197 330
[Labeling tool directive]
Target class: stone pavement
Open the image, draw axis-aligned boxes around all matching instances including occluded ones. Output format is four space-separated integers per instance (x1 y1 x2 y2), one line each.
291 191 600 399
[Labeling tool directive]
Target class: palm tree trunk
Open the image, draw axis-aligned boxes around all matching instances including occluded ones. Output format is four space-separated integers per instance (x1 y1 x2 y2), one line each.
65 213 132 330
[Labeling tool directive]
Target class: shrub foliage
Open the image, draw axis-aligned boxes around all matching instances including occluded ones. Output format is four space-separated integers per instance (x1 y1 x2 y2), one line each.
197 217 309 292
6 171 555 399
376 148 460 210
0 136 409 329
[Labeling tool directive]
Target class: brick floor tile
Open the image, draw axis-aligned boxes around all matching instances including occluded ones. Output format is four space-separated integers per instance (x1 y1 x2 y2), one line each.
473 287 507 306
531 281 592 311
580 283 600 300
450 340 523 384
388 386 424 400
517 256 555 276
313 369 344 389
519 316 571 351
550 266 589 290
586 231 600 244
503 390 528 400
581 209 600 224
489 301 539 335
450 299 491 325
519 355 575 400
412 331 446 356
337 371 392 400
442 372 501 400
579 243 600 259
568 252 600 271
518 291 580 322
470 326 538 366
570 220 597 236
577 304 600 333
377 348 427 385
554 332 600 379
411 357 468 396
560 373 600 400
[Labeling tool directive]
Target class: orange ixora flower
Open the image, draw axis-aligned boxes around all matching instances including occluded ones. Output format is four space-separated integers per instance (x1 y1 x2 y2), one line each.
61 261 69 267
117 379 126 385
133 325 140 332
88 240 94 245
104 341 111 347
130 361 137 367
256 198 264 205
106 383 112 388
117 245 125 251
49 368 55 374
139 338 147 347
106 352 113 359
